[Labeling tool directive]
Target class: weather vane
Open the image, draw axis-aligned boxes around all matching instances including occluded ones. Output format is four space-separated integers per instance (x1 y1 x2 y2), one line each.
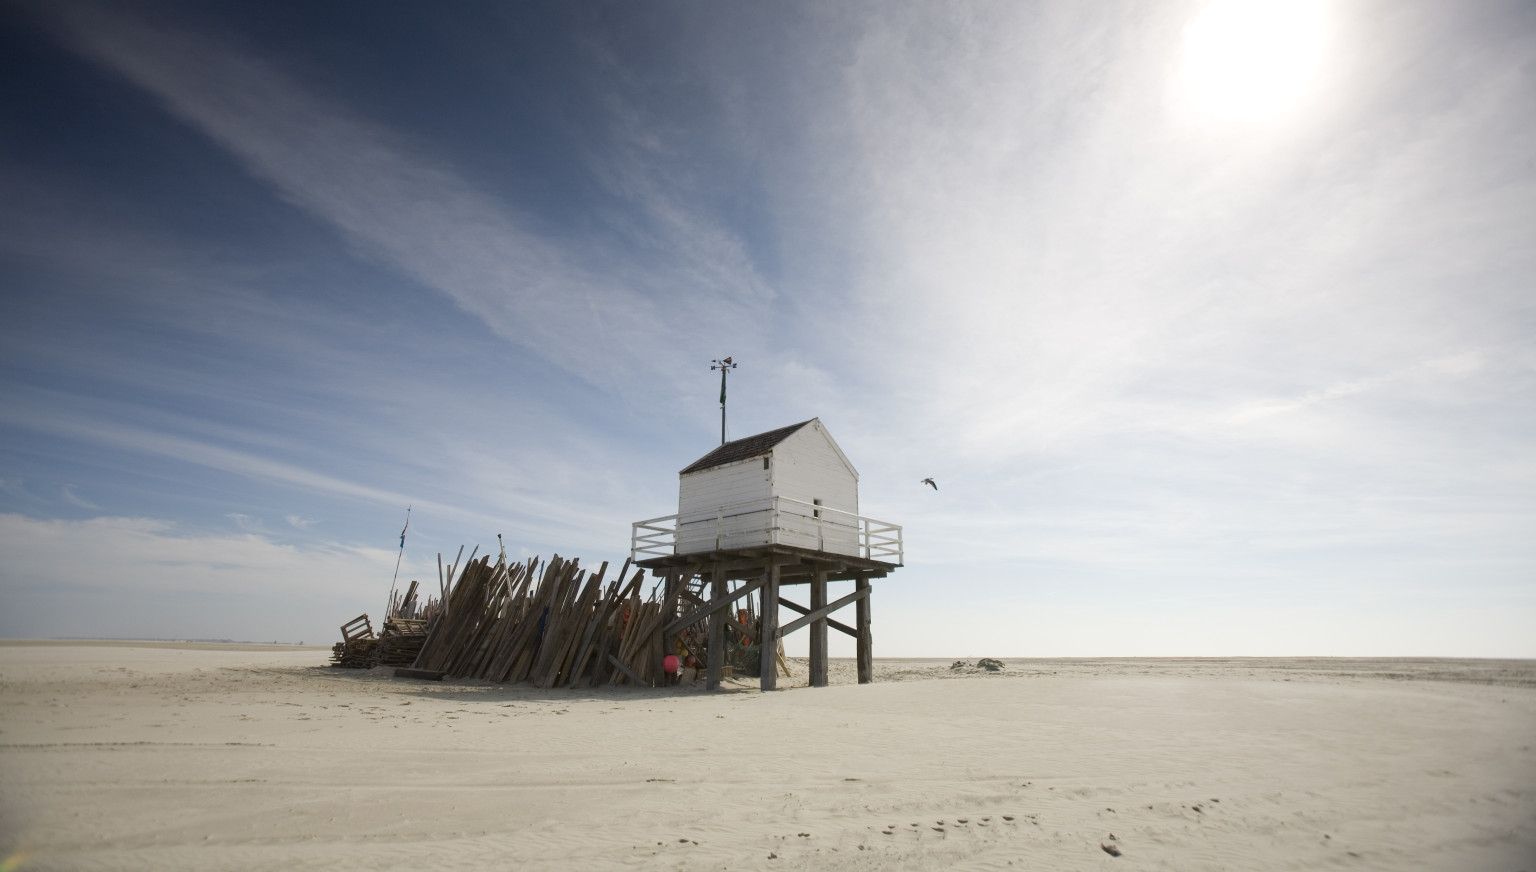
710 356 737 445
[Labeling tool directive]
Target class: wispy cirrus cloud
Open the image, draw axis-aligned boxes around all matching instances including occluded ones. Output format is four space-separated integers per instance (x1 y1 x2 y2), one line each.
60 484 100 511
46 5 770 404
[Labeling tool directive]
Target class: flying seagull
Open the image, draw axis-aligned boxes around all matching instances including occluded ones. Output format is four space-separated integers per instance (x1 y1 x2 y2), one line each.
921 478 938 491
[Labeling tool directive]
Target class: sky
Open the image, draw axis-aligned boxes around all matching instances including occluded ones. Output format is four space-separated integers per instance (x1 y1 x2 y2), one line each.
1 0 1532 656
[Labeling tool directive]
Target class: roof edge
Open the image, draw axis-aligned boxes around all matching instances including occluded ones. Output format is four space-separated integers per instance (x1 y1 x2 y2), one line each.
678 418 817 475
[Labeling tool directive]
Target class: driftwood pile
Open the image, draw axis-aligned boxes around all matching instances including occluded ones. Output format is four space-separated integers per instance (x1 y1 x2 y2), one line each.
376 618 429 666
331 615 429 669
412 554 671 687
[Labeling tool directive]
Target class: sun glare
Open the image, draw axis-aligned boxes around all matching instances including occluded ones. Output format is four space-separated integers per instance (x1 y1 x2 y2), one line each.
1177 0 1332 124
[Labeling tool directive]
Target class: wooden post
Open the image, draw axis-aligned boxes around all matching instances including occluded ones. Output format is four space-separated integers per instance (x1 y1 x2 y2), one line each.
662 570 681 682
759 563 779 691
809 568 828 688
707 565 726 691
856 574 873 684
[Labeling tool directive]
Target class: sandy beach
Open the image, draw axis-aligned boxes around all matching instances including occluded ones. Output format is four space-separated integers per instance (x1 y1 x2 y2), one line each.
1 642 1532 871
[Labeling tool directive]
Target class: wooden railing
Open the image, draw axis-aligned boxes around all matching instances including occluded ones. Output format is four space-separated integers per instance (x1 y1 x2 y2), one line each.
631 496 902 564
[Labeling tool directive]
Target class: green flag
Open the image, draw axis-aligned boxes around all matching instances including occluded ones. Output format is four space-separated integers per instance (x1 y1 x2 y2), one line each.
719 370 727 406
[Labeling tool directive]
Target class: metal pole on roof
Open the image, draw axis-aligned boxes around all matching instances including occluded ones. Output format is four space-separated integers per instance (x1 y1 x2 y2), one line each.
711 356 737 445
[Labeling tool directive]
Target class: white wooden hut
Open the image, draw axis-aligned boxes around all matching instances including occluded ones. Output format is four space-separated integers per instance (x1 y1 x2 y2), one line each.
631 419 902 691
674 418 861 557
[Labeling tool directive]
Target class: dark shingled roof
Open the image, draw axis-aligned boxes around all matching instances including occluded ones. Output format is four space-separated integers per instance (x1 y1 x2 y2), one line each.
679 419 815 475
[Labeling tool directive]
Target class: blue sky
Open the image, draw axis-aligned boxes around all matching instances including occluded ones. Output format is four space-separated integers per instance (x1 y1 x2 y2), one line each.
1 1 1532 655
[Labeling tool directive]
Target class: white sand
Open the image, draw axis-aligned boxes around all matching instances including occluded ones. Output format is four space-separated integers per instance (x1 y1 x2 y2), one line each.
1 643 1532 871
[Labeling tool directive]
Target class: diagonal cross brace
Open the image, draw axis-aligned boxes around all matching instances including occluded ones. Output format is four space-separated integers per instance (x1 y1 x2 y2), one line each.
662 577 766 637
780 597 857 638
776 586 869 639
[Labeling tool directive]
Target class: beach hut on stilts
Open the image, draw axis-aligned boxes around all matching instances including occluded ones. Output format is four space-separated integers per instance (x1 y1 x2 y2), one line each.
631 418 903 690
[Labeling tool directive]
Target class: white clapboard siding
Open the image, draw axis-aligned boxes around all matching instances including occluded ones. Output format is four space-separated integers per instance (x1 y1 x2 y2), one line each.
675 418 861 558
771 422 858 515
679 456 771 520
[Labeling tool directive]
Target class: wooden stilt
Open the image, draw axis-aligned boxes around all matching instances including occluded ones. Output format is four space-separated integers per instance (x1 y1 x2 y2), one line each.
660 571 678 687
759 563 779 691
809 569 828 688
856 573 873 684
706 564 726 691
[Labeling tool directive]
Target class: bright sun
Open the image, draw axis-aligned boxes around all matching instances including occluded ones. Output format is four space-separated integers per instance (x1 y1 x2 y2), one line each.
1177 0 1332 123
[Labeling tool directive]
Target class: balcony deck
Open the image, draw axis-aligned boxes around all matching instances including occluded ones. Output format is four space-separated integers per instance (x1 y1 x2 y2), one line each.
631 496 901 583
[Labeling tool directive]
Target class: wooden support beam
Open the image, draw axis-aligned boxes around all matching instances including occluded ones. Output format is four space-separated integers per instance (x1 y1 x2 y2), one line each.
809 569 828 688
662 577 765 637
661 570 681 674
759 564 779 691
780 597 857 638
646 555 804 576
856 574 873 684
776 585 869 639
707 565 726 691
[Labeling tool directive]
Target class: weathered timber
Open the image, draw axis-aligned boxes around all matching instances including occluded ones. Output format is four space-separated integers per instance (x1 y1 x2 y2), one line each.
340 614 374 643
855 574 873 684
706 565 726 691
809 569 828 688
663 576 766 637
776 585 870 639
760 564 780 691
780 597 857 638
406 552 665 687
607 653 645 687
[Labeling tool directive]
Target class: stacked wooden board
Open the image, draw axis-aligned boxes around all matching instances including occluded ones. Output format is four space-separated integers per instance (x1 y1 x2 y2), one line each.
331 616 428 669
374 618 429 667
411 554 675 688
330 637 377 668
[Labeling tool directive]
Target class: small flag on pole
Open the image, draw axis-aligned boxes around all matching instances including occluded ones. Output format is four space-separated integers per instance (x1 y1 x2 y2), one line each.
399 506 410 549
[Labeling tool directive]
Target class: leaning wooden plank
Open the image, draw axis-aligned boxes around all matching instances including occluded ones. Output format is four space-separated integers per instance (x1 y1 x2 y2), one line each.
581 568 646 687
441 557 495 676
618 603 665 686
507 556 572 683
564 560 624 688
417 561 480 670
435 557 494 674
551 561 607 685
607 591 643 684
468 557 521 678
566 579 620 688
539 566 599 687
607 653 646 687
460 559 517 678
480 562 536 680
485 555 542 679
528 558 581 685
